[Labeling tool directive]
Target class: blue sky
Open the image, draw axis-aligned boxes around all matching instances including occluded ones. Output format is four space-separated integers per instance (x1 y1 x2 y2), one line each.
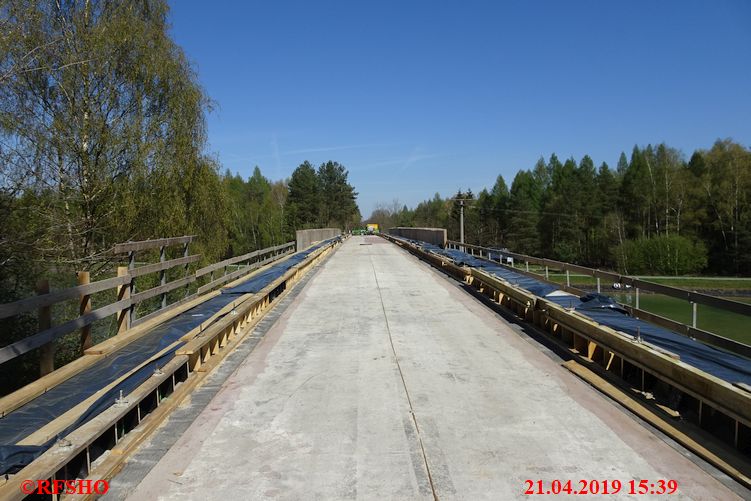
168 1 751 216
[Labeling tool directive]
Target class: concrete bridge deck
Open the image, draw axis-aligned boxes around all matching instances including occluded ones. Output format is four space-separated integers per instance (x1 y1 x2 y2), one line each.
108 236 739 500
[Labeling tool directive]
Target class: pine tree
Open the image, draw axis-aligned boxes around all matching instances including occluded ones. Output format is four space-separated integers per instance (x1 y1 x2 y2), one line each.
507 171 542 254
316 161 359 230
285 161 320 231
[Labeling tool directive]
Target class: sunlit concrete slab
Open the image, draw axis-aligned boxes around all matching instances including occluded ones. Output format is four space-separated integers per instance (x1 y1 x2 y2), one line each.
118 236 739 500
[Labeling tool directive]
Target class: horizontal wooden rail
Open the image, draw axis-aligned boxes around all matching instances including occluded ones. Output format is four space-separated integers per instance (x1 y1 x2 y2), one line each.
622 305 751 360
195 242 293 277
129 255 200 278
0 239 298 371
0 299 131 363
0 276 131 320
197 255 282 295
534 294 751 426
195 251 260 277
130 294 205 328
113 235 195 254
443 239 751 357
130 276 195 304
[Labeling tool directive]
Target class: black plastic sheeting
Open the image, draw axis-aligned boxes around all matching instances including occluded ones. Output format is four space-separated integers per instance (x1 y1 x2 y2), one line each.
401 238 751 388
0 238 338 475
223 240 335 294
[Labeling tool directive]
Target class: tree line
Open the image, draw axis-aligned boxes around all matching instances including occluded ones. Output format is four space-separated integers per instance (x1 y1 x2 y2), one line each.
0 1 359 298
369 140 751 276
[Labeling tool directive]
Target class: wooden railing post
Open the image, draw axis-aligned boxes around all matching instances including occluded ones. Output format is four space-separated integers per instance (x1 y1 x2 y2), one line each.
183 241 190 298
160 245 167 310
692 301 698 328
37 279 54 376
77 271 92 352
117 266 130 334
128 250 136 325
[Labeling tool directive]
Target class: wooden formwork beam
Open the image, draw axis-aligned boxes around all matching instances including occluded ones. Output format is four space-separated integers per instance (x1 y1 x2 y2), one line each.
540 299 751 427
563 360 751 489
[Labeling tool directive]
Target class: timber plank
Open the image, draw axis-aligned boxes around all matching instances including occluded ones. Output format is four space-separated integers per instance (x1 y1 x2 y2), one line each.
563 359 751 489
84 291 221 355
129 255 200 278
0 299 131 364
113 236 195 254
18 344 186 446
0 276 130 320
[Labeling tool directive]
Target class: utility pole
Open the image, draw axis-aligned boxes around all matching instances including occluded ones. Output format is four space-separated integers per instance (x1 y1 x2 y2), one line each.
459 199 464 246
451 197 472 252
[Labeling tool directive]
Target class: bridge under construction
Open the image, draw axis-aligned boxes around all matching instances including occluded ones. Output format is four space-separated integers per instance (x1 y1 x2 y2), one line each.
1 233 750 500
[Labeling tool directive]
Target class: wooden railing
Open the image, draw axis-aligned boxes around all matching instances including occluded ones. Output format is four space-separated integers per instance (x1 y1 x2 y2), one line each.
0 237 339 501
446 240 751 318
445 239 751 357
195 242 294 295
0 238 295 375
114 235 198 331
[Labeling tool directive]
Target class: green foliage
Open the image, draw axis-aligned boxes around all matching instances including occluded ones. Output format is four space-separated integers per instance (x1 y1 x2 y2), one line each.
615 235 708 275
223 166 289 258
692 140 751 274
383 139 750 276
0 0 229 266
286 161 320 231
317 161 359 229
507 170 542 254
413 193 450 228
0 1 362 387
285 160 360 232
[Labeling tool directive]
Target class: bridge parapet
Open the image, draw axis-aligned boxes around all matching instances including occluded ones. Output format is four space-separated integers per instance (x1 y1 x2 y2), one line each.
296 228 341 250
389 227 447 247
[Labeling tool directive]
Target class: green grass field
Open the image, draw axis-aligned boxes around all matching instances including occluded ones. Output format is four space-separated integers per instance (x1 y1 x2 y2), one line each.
512 266 751 344
610 292 751 345
538 272 751 291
